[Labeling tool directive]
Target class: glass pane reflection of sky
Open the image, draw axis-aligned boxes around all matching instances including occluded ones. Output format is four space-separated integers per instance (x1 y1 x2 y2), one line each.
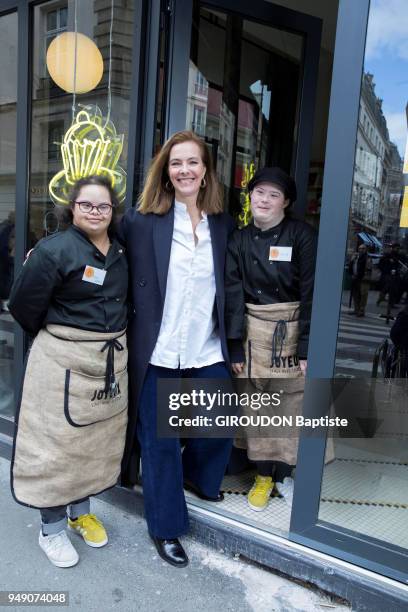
365 0 408 156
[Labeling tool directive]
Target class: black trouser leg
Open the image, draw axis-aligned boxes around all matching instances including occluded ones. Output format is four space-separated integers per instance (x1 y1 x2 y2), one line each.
274 461 294 483
40 506 67 535
256 461 274 477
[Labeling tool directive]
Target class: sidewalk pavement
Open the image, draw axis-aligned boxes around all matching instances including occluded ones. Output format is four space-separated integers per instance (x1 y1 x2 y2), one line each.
0 457 351 612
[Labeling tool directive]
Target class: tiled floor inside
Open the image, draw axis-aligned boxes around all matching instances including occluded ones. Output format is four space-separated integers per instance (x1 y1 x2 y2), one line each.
185 468 292 536
185 439 408 549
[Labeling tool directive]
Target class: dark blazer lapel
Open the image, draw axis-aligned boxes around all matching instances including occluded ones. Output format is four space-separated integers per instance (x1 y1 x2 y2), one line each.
208 214 225 296
153 205 175 303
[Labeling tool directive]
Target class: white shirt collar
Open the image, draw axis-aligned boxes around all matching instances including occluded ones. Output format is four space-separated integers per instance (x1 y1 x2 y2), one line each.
174 199 207 220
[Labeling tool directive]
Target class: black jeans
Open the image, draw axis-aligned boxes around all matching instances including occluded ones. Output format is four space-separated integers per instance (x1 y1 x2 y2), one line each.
256 461 293 482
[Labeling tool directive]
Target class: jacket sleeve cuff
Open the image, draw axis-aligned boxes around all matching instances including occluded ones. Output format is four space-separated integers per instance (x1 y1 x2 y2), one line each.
228 339 246 364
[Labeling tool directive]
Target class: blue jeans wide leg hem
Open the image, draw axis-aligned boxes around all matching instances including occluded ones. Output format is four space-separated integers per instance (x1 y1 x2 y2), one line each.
138 365 189 538
137 362 232 537
182 362 233 498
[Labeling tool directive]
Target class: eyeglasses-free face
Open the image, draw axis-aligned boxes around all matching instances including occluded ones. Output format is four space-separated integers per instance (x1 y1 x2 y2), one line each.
71 184 113 238
167 140 206 203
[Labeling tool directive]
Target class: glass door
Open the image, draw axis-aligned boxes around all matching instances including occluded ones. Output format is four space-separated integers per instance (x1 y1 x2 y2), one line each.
165 0 321 219
164 0 322 538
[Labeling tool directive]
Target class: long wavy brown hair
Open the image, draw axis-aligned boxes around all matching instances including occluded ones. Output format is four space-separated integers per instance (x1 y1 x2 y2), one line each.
138 131 223 215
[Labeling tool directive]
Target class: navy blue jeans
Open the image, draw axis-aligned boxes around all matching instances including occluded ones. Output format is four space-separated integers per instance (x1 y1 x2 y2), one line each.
137 362 233 539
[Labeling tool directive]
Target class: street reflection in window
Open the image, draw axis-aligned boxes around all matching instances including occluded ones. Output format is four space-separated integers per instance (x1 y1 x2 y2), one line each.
320 0 408 551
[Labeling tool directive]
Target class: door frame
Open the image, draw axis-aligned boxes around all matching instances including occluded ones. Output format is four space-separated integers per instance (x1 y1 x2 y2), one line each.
164 0 322 218
289 0 408 583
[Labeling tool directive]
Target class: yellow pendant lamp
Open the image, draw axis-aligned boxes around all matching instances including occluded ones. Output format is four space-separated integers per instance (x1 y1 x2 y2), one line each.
46 32 103 94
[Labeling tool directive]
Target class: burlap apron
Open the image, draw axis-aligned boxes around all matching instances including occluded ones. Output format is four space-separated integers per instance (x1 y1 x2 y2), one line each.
12 324 128 508
235 301 304 465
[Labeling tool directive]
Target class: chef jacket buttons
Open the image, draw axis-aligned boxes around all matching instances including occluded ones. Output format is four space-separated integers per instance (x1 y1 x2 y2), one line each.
254 235 259 240
105 325 110 331
274 234 278 238
138 279 146 287
115 298 120 302
257 289 262 294
253 259 258 265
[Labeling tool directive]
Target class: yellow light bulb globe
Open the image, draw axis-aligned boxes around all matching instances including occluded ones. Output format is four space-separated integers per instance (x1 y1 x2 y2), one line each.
46 32 104 94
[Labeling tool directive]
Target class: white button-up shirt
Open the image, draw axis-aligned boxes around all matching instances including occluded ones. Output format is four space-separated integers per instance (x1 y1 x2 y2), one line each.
150 200 224 369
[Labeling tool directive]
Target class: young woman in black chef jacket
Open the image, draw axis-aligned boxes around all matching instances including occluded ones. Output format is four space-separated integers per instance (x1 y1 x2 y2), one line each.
225 167 317 512
8 175 128 568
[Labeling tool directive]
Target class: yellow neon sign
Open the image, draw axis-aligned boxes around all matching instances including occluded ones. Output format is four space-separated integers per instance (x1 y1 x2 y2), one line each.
49 106 127 205
238 161 256 227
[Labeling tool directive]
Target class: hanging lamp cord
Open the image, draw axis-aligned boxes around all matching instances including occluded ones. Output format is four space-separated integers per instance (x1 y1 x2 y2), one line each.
104 0 114 128
71 0 78 121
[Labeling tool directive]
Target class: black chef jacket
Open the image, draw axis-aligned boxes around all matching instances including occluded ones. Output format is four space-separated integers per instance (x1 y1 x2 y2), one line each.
225 216 317 360
8 225 128 336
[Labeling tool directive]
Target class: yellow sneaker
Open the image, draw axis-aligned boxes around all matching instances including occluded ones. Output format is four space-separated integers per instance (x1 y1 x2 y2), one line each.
68 514 108 548
247 475 274 511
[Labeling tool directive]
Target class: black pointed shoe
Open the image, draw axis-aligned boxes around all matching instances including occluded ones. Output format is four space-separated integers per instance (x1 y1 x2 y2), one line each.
183 480 224 502
152 537 189 568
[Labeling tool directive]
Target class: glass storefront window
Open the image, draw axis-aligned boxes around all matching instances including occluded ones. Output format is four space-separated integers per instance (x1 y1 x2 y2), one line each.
0 11 18 421
185 1 338 228
319 0 408 551
186 5 303 217
28 0 136 247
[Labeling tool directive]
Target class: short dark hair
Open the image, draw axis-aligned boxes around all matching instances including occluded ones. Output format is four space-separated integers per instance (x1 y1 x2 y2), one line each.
58 175 119 234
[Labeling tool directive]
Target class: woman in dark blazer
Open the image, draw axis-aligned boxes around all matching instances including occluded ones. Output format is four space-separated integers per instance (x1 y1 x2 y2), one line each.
119 131 234 568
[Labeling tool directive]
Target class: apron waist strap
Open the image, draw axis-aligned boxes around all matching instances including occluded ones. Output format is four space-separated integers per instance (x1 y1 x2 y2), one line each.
271 320 287 366
101 338 124 393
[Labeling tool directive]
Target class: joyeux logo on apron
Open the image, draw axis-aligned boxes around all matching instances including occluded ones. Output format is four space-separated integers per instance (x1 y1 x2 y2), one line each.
91 383 122 402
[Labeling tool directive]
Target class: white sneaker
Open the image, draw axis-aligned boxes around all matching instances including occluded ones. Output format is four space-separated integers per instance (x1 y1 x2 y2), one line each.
276 477 294 508
38 530 79 568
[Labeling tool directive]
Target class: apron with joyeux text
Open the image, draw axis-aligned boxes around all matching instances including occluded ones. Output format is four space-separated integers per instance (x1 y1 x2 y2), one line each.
235 301 304 465
12 324 128 508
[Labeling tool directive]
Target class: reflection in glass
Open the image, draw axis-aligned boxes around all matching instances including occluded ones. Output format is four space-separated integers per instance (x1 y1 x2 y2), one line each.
186 6 303 216
0 12 18 420
319 0 408 551
183 1 336 540
29 0 135 246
